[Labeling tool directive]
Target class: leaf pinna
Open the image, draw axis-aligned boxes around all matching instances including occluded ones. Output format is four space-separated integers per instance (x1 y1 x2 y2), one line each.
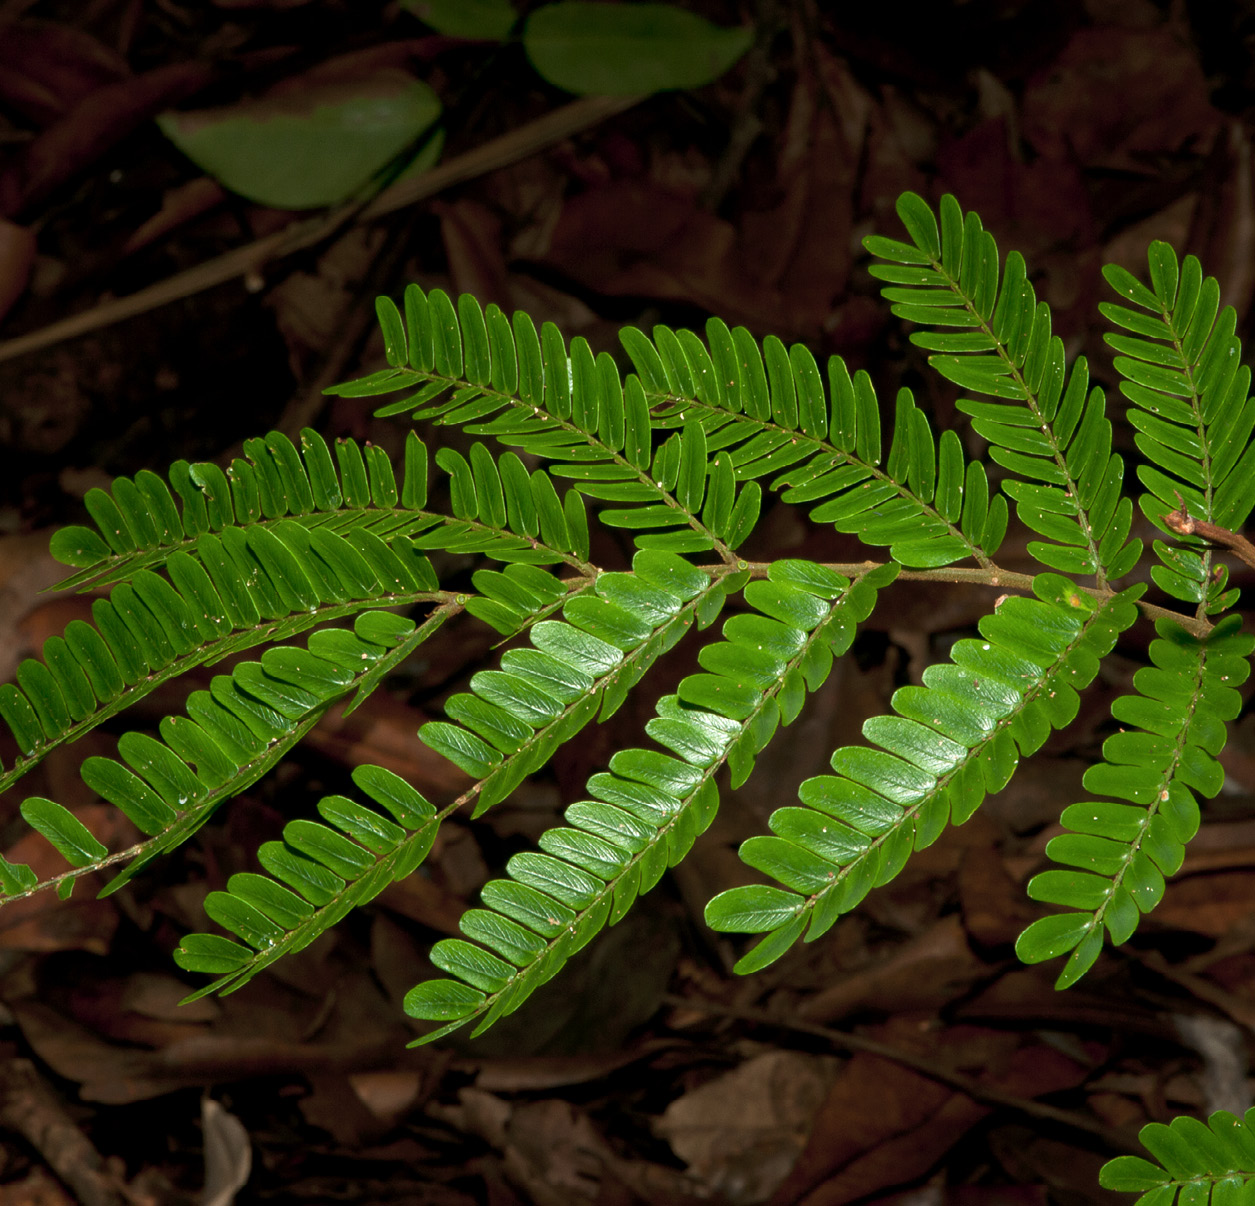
1 190 1252 1199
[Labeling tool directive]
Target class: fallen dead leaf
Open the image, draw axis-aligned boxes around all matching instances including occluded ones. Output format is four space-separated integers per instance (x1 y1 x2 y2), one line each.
435 197 512 310
265 224 390 380
1020 26 1221 172
466 1040 677 1093
959 841 1041 950
200 1096 251 1206
936 115 1094 259
300 1073 392 1146
0 20 129 127
773 1023 1090 1206
0 61 216 218
348 1068 422 1124
0 1165 76 1205
770 1048 961 1206
989 1128 1119 1206
1187 120 1255 324
121 176 228 258
444 1089 707 1206
796 915 989 1025
656 1049 840 1205
0 530 83 683
0 218 35 324
304 692 472 796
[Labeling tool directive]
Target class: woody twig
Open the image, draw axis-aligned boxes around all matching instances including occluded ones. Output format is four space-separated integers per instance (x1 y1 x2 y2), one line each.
1164 495 1255 571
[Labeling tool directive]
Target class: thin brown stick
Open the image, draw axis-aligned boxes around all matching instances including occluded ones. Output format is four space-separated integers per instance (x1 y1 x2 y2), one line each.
661 994 1138 1153
737 559 1213 638
0 93 644 365
0 1059 129 1206
1164 498 1255 572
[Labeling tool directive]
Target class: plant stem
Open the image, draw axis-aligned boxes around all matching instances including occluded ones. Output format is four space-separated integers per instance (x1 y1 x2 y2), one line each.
1164 501 1255 571
734 559 1212 638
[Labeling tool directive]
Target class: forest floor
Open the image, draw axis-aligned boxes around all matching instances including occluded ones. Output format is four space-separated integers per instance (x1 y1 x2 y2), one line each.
0 0 1254 1203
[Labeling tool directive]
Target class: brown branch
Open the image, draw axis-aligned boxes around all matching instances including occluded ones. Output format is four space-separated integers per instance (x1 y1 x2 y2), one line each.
1163 498 1255 572
0 93 644 365
0 1059 129 1206
738 559 1214 638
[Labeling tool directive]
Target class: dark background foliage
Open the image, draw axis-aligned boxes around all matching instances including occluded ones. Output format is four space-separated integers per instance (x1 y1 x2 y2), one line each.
1 0 1254 1203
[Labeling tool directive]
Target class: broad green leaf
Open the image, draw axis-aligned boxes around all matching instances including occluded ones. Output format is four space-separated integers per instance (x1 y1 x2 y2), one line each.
158 73 442 209
524 2 751 95
404 0 516 39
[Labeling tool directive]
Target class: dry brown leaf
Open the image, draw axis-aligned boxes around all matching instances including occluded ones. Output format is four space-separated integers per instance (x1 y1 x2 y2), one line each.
1103 194 1198 280
539 62 861 343
119 971 220 1024
0 1166 77 1206
436 197 512 311
0 531 77 682
300 1073 395 1145
0 218 35 324
1020 27 1221 172
200 1097 251 1206
121 176 228 258
60 974 212 1049
738 60 858 312
0 61 215 218
304 693 471 796
989 1128 1119 1206
937 116 1094 259
796 915 988 1025
1146 869 1255 938
10 999 169 1104
959 841 1042 950
467 1041 675 1093
1187 121 1255 324
773 1025 1089 1206
0 20 129 127
348 1068 422 1124
447 1090 705 1206
769 1050 960 1206
656 1050 840 1205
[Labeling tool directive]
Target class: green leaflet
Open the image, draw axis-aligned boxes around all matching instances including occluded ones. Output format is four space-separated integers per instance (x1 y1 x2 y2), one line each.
332 286 763 559
20 798 108 867
47 427 580 595
706 576 1143 972
867 192 1142 587
421 550 754 816
0 608 442 905
1016 614 1254 987
10 189 1255 1206
1101 1109 1255 1205
404 559 898 1042
330 284 1009 570
176 762 441 998
2 431 591 793
637 339 999 567
1100 242 1249 613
